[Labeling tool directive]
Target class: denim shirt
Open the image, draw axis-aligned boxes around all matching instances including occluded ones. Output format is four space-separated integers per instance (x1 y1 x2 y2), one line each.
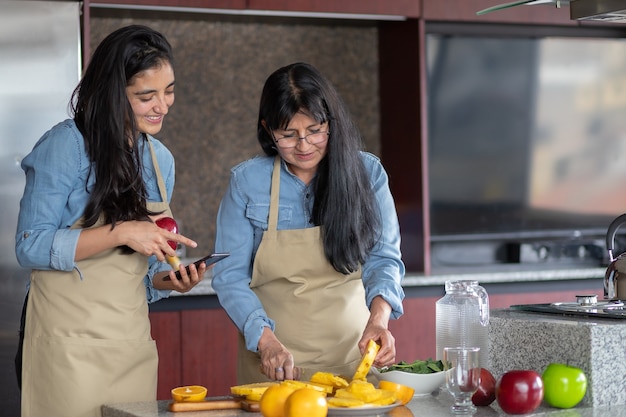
212 152 406 352
15 119 174 303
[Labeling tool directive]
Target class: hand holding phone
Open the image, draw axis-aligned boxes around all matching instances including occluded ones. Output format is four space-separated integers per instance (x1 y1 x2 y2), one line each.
163 253 230 281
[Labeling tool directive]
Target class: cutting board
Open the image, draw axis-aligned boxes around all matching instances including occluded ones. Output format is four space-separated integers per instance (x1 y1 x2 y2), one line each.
168 397 260 412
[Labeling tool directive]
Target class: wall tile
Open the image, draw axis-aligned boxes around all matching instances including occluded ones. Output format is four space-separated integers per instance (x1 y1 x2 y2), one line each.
91 12 380 257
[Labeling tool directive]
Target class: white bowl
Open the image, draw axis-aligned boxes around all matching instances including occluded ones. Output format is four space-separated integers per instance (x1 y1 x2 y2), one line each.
373 367 447 396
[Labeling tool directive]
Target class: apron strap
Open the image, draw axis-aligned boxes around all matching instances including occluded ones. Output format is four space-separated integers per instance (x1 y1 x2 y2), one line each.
268 156 281 232
147 137 169 205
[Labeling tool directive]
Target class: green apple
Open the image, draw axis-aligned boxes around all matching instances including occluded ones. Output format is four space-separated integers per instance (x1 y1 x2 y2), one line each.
542 363 587 409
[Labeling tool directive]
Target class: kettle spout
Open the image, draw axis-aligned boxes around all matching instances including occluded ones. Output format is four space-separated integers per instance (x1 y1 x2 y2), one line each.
605 261 617 300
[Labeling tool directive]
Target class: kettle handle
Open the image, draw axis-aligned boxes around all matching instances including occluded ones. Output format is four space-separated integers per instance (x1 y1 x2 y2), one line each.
472 285 490 326
606 213 626 261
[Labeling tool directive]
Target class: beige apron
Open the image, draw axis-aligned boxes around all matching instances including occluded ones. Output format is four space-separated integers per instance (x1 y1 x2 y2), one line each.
237 157 370 383
21 140 171 417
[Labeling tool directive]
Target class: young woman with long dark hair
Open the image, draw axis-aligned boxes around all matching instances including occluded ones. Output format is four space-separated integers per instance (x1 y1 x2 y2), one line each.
15 25 206 417
212 62 405 383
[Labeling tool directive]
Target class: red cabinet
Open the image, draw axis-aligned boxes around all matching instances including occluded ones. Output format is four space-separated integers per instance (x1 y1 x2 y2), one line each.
88 0 419 16
151 308 239 399
150 280 602 398
247 0 420 17
89 0 247 9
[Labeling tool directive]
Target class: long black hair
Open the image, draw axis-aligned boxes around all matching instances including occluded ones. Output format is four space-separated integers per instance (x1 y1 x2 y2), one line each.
70 25 174 231
257 62 381 274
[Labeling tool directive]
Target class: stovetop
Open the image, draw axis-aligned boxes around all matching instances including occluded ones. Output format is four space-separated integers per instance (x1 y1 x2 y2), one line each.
510 295 626 319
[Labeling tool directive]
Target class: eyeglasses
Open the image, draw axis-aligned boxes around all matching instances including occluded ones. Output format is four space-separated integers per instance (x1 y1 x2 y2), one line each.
271 130 330 149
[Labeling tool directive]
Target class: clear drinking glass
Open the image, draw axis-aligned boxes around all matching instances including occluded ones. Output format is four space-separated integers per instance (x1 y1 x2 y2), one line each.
443 347 481 415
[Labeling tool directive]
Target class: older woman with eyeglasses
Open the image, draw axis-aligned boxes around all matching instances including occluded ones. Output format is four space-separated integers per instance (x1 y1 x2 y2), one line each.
212 62 405 383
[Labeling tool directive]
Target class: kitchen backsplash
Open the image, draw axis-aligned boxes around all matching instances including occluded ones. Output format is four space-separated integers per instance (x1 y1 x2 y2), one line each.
91 10 380 258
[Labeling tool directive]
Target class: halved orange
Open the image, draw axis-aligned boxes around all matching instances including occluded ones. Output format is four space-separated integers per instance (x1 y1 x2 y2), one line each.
171 385 207 402
378 380 415 405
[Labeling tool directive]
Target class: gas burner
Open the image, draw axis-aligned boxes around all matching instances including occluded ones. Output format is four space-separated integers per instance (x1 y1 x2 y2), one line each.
576 294 598 306
551 299 624 312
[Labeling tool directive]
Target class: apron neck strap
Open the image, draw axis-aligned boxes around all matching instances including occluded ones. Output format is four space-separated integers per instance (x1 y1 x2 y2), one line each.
147 137 169 205
268 156 281 231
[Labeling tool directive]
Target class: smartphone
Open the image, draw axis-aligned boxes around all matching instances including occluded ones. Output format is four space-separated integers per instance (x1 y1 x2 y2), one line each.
163 253 230 281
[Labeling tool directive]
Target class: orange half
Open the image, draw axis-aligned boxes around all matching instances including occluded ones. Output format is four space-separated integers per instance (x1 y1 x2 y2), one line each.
378 380 415 405
171 385 207 402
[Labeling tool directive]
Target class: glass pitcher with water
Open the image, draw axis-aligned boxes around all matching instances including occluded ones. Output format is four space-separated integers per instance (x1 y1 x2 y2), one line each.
435 280 490 369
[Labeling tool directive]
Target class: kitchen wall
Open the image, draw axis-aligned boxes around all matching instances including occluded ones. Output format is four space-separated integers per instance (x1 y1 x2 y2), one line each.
91 9 381 257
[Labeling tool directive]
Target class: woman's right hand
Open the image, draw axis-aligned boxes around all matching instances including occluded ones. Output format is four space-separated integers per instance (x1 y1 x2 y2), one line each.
75 220 197 262
257 327 300 381
122 220 198 262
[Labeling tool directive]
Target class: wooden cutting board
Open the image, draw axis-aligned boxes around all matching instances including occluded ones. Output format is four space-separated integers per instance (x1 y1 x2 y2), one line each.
168 397 260 412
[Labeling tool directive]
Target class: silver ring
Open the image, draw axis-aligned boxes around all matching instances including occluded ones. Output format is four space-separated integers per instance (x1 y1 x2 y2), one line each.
275 367 283 372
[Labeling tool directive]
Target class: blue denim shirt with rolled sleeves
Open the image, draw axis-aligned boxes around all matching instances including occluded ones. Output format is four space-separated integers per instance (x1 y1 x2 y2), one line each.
15 119 174 303
212 152 405 352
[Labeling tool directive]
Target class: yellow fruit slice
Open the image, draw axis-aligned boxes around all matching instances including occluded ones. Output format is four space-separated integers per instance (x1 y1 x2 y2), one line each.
230 381 277 401
281 379 332 394
369 389 397 406
171 385 207 402
352 340 380 381
305 381 336 394
334 388 358 399
310 372 349 389
327 396 366 408
346 380 382 402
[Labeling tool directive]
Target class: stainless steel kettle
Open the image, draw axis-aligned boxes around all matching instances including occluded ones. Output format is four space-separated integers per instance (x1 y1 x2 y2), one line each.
605 213 626 300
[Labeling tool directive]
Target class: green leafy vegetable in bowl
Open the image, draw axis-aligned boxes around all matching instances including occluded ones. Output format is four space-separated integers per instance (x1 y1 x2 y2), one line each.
379 359 445 374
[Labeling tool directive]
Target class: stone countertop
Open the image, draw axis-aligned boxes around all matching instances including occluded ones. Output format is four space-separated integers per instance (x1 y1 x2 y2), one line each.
489 308 626 408
102 389 626 417
170 264 605 297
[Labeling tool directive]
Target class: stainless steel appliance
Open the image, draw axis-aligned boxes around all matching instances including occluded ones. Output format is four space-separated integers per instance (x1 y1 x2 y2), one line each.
512 214 626 320
0 2 80 414
511 294 626 319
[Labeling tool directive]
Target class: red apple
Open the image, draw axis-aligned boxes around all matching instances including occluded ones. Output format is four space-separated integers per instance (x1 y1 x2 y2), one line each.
155 217 178 250
155 217 181 267
496 370 543 414
472 368 496 406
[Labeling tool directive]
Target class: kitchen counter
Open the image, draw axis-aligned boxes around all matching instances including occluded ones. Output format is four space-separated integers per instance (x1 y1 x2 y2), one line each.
171 266 605 297
489 308 626 407
102 389 626 417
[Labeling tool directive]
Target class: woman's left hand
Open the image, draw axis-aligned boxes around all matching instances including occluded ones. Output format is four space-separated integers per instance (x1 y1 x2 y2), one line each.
153 260 209 292
359 295 396 368
359 325 396 369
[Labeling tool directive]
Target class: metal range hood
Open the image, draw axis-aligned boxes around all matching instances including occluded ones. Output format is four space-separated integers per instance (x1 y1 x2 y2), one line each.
571 0 626 21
